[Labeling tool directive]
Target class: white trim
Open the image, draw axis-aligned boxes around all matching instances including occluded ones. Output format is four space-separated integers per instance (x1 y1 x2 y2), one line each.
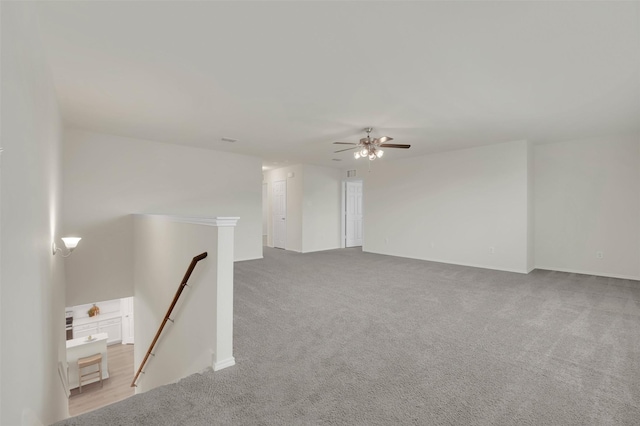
136 214 239 227
366 251 640 279
58 361 70 397
534 266 640 281
301 246 342 254
272 180 286 249
213 357 236 371
234 256 263 262
211 217 240 227
340 181 346 248
341 178 364 249
366 250 530 274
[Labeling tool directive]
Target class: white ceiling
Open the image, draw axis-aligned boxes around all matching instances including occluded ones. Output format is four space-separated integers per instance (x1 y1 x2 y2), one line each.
35 1 640 169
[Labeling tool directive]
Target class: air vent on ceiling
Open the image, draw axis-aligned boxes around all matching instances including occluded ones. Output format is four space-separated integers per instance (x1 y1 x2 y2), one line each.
221 137 237 143
332 158 342 162
347 170 357 178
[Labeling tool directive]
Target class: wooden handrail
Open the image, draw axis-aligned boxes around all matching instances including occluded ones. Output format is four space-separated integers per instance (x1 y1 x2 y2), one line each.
131 252 208 387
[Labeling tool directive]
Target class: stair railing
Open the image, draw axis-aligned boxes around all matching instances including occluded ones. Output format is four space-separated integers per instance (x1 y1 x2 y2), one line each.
131 252 208 387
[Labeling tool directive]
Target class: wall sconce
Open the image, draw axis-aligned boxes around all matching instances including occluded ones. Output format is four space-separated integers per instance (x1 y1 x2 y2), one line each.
52 237 82 257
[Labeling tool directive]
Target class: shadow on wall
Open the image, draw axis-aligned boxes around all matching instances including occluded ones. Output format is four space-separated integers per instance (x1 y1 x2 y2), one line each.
65 215 134 307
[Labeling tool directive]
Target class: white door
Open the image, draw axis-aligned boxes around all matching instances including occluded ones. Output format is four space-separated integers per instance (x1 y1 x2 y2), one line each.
345 181 363 247
272 180 286 249
121 296 135 344
262 182 268 245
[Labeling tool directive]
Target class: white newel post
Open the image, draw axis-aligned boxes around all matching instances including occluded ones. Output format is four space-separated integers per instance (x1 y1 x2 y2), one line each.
213 217 239 371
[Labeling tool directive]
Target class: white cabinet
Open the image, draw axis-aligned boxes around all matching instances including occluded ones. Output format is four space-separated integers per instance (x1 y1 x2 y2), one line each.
73 317 122 345
98 317 122 345
73 323 98 339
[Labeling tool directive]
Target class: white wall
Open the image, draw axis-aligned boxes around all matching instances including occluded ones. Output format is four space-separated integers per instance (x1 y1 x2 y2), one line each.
63 128 263 306
302 165 342 253
0 2 69 424
133 215 233 393
535 135 640 279
354 141 531 273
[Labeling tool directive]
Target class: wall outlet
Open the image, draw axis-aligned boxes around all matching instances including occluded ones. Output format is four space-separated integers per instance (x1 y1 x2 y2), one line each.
489 246 495 254
596 251 604 259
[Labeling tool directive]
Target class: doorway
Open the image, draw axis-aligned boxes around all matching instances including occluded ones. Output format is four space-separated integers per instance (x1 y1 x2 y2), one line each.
272 180 286 249
121 296 135 345
344 180 363 247
66 296 135 415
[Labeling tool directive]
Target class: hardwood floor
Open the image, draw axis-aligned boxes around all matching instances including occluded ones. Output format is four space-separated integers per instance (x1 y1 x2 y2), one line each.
69 343 135 417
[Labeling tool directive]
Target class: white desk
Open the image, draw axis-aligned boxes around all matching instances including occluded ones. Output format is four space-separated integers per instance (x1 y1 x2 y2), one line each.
66 332 109 389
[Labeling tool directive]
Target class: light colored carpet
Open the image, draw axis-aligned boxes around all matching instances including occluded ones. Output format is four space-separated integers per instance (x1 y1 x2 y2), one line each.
54 247 640 425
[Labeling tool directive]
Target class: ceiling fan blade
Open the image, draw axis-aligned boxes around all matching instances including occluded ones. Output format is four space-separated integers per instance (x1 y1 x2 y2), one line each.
334 147 358 153
376 136 394 144
332 142 357 145
379 144 411 149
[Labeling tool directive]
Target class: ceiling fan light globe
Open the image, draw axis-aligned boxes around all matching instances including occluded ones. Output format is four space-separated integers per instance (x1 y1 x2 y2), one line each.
360 148 368 156
377 149 384 157
369 153 376 160
354 152 360 159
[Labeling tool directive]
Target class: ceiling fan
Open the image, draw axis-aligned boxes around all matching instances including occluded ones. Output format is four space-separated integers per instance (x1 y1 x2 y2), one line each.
333 127 410 160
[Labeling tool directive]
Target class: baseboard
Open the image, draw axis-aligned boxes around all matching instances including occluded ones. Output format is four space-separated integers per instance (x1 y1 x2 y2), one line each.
364 250 530 274
534 266 640 281
58 361 69 397
234 256 263 262
263 245 302 253
213 357 236 371
301 246 341 254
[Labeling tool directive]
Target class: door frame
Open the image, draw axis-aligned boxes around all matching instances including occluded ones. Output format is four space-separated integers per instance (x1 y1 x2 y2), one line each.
262 182 268 245
121 296 135 345
272 179 287 249
341 178 364 248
